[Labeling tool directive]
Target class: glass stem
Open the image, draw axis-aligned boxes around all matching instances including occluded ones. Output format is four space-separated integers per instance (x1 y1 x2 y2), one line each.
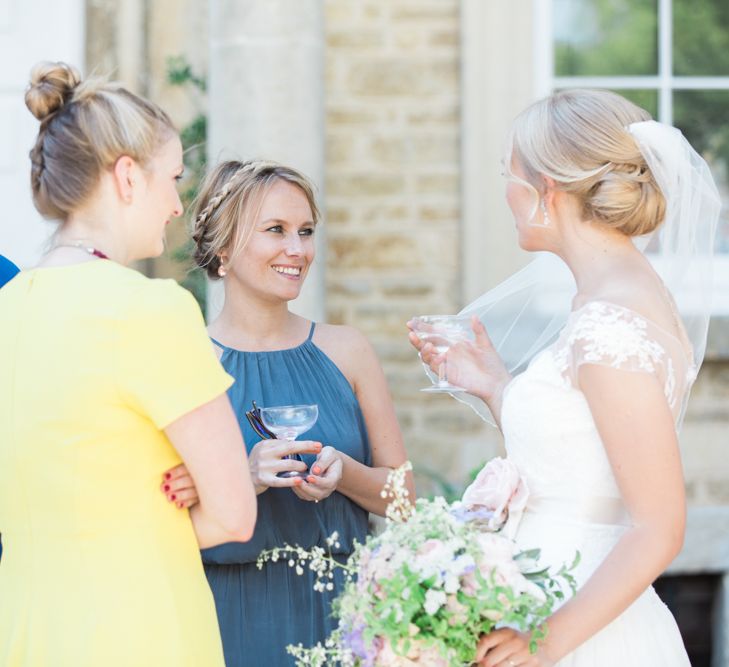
437 359 448 386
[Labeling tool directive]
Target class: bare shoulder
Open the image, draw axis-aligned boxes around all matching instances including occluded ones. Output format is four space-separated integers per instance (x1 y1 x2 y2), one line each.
312 323 378 386
591 269 680 336
313 322 374 358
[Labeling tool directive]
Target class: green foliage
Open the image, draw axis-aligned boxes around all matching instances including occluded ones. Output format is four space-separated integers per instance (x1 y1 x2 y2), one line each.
554 0 729 250
414 462 485 503
673 0 729 76
554 0 658 77
167 54 206 91
165 55 208 313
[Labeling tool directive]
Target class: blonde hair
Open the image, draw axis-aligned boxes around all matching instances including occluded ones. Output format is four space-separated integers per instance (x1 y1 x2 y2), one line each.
191 160 320 279
25 61 176 221
508 89 666 237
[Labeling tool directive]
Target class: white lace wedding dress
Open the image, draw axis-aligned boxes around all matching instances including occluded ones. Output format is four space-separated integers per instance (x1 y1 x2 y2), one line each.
503 301 692 665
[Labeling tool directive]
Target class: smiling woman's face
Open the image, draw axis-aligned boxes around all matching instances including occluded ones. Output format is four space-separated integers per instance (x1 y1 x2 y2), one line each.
225 179 316 303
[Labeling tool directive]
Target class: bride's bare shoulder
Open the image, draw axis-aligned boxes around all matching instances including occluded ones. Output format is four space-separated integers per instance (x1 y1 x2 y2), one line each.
589 274 680 337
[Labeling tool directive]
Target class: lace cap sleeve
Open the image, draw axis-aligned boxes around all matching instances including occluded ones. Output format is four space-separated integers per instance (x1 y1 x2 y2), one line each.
555 302 677 400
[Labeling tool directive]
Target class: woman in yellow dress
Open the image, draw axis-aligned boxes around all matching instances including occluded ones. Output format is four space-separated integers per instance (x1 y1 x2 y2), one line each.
0 62 257 666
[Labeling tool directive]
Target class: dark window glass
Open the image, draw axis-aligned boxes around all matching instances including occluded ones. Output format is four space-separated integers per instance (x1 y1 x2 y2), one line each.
654 574 719 667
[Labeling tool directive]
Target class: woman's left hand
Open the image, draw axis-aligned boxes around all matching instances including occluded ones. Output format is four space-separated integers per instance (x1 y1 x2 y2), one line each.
476 629 554 667
291 446 343 503
160 463 199 509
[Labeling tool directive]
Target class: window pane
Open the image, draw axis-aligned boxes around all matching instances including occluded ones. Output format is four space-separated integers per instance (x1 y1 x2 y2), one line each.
555 88 658 118
612 89 658 117
674 0 729 76
554 0 658 76
674 91 729 251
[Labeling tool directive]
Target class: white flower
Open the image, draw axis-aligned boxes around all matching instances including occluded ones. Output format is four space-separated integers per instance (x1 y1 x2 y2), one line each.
424 589 447 615
444 572 459 594
475 533 516 566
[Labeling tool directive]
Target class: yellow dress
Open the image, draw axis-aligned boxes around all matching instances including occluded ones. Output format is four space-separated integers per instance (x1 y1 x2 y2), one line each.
0 261 233 666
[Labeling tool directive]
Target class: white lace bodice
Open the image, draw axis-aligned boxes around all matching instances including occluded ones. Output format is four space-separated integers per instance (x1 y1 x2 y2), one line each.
503 301 694 505
501 301 694 664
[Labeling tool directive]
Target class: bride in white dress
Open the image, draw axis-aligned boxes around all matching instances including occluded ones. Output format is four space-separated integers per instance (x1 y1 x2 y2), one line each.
410 89 720 666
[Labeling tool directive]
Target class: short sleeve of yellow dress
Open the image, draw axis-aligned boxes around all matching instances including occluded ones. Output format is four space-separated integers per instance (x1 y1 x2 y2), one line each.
0 261 233 667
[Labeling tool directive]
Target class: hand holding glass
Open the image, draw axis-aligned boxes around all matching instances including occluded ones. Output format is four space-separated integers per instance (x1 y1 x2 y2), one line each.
259 404 319 479
411 315 474 393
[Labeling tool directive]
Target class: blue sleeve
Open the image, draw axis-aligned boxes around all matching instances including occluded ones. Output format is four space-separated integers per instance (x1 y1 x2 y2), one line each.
0 255 19 288
0 253 19 560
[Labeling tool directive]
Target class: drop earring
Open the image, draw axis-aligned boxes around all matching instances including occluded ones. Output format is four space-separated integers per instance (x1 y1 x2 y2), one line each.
540 199 551 226
217 264 227 277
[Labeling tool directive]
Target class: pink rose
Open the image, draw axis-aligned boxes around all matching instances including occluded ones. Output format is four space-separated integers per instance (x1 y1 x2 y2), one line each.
416 539 444 556
461 571 479 597
445 594 468 626
462 457 529 535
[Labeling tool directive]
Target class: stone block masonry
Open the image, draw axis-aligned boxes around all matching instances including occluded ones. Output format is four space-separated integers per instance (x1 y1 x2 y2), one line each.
324 0 502 487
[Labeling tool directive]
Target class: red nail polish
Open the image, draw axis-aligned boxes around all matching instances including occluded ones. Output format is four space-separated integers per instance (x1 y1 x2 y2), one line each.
312 466 321 474
170 494 176 501
164 472 171 480
163 484 170 492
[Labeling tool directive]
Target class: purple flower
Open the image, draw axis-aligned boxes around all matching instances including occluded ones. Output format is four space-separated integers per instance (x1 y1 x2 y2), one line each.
450 505 496 524
342 623 376 665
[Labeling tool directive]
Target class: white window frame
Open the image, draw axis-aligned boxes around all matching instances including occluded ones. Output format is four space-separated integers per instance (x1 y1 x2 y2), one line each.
534 0 729 315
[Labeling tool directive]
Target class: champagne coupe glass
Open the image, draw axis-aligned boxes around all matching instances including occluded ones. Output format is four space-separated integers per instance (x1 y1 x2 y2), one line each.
260 404 319 479
411 315 473 393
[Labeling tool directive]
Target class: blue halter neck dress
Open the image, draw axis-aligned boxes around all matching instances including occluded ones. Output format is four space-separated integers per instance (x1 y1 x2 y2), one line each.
202 322 371 666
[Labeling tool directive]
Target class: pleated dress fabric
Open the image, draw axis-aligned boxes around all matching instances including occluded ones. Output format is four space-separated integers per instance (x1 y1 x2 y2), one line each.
202 323 371 667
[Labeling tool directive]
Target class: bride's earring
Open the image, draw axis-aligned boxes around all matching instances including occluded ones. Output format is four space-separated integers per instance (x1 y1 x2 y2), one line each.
540 199 551 226
217 264 227 277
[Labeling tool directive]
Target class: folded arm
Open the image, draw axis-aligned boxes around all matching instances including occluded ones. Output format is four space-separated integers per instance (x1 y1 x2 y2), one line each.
165 393 257 549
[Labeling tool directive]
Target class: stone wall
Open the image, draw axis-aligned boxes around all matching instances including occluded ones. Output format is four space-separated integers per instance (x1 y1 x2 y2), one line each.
83 0 729 502
682 354 729 506
323 0 502 492
85 0 207 283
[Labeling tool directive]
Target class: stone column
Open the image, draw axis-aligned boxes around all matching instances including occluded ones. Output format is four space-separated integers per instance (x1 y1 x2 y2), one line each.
460 1 536 301
207 0 325 321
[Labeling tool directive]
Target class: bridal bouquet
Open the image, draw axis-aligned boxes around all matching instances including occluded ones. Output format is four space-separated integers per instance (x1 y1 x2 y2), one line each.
257 460 577 666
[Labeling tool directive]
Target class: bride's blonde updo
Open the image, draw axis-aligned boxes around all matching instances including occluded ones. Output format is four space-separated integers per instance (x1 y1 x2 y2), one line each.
25 61 175 221
509 89 666 237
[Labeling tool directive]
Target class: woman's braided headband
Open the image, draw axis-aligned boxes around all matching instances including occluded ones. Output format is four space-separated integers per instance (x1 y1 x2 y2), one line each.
195 161 270 228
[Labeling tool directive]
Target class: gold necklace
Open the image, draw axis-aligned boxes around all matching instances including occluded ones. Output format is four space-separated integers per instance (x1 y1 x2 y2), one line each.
52 241 110 260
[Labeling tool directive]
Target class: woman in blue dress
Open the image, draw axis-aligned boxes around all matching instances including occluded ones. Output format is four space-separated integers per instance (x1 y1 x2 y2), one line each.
165 160 412 666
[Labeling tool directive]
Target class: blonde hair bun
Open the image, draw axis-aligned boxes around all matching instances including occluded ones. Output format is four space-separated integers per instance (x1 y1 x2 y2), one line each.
587 162 666 237
25 60 175 221
25 61 81 121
